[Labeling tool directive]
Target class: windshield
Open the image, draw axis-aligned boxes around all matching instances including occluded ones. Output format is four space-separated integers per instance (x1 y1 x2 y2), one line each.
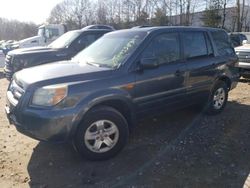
48 31 81 49
38 27 45 37
73 31 147 68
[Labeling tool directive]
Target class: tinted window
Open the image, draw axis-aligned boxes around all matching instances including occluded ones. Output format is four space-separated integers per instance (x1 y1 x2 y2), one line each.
230 34 241 47
183 32 207 58
212 30 234 56
73 34 99 51
98 26 113 30
48 31 81 48
78 34 96 46
141 33 180 64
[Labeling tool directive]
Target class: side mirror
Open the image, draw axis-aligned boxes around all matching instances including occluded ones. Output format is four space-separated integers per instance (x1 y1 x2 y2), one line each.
140 57 159 70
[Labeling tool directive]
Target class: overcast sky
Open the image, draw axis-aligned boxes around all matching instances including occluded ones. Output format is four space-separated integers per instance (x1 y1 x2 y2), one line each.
0 0 63 24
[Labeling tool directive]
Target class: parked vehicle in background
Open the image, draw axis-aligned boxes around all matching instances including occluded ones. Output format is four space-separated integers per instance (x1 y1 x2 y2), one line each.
236 32 250 41
0 49 5 67
0 24 67 56
235 43 250 79
1 40 17 55
229 33 248 47
3 28 112 80
0 40 6 47
5 27 239 160
15 24 67 49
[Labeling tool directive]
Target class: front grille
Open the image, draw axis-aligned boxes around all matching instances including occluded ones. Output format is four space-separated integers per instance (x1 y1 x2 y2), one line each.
237 51 250 63
5 55 14 71
7 80 24 106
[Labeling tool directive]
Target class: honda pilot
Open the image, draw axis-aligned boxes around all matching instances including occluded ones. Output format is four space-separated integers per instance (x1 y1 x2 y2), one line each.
5 27 239 160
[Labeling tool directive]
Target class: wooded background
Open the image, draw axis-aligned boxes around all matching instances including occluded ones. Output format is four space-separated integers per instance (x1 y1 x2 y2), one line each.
0 0 249 40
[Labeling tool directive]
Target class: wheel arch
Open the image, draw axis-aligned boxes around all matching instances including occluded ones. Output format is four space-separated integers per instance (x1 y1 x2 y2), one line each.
215 75 232 90
70 95 137 139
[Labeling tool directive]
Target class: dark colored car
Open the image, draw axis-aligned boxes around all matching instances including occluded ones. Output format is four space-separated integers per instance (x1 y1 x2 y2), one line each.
5 27 239 160
3 28 112 80
230 33 248 47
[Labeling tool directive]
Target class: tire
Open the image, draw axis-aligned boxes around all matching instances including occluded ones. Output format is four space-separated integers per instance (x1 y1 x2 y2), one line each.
204 81 228 115
74 106 129 160
242 74 250 79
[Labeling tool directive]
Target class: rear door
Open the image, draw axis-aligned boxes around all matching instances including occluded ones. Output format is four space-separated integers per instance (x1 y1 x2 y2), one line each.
134 32 188 115
183 31 218 102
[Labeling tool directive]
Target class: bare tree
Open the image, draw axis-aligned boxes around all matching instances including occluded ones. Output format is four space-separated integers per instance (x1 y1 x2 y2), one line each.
0 18 37 40
47 0 236 30
236 0 241 31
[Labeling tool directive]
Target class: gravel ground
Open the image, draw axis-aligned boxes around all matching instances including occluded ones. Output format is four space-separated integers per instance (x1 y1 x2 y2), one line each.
0 72 250 188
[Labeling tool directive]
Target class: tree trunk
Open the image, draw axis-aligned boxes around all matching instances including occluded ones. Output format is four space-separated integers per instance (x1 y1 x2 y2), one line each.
237 0 241 31
240 0 245 31
222 0 227 29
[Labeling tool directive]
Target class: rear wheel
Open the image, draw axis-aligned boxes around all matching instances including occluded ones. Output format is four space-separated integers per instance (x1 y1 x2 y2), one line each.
204 81 228 115
74 106 129 160
242 74 250 79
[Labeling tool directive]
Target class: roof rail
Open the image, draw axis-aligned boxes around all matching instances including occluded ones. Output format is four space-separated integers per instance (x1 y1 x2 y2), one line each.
82 25 115 31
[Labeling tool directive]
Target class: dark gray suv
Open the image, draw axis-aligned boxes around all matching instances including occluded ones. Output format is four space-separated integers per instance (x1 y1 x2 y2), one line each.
5 27 239 160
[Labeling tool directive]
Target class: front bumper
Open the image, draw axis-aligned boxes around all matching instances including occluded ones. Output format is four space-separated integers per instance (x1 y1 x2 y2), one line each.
237 62 250 76
5 101 77 143
238 62 250 69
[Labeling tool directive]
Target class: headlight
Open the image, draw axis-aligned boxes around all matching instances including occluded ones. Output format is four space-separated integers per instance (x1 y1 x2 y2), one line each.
32 84 68 107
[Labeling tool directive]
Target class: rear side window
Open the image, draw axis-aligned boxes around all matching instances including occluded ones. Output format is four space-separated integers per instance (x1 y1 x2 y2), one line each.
141 33 180 64
211 30 234 56
77 34 97 46
73 34 99 51
183 32 208 59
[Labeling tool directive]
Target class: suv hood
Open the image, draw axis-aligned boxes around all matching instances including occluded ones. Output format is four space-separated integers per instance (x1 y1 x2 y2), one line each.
14 61 112 88
9 46 60 55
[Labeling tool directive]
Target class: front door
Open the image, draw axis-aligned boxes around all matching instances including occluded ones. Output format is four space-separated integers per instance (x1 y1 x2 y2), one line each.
134 32 187 115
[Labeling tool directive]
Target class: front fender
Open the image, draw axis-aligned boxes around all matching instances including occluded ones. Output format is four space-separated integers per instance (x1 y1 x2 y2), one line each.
69 88 136 138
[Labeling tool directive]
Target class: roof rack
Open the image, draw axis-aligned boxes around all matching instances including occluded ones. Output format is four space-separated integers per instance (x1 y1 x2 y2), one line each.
82 25 115 31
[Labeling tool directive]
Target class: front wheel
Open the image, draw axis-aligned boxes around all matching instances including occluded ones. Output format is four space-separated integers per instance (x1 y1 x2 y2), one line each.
74 106 129 160
204 81 228 115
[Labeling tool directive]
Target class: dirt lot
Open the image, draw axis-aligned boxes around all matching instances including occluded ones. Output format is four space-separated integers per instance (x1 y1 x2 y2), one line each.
0 71 250 188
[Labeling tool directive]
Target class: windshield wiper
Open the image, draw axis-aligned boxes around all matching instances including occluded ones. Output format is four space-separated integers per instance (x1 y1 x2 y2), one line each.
86 61 111 68
86 61 100 67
